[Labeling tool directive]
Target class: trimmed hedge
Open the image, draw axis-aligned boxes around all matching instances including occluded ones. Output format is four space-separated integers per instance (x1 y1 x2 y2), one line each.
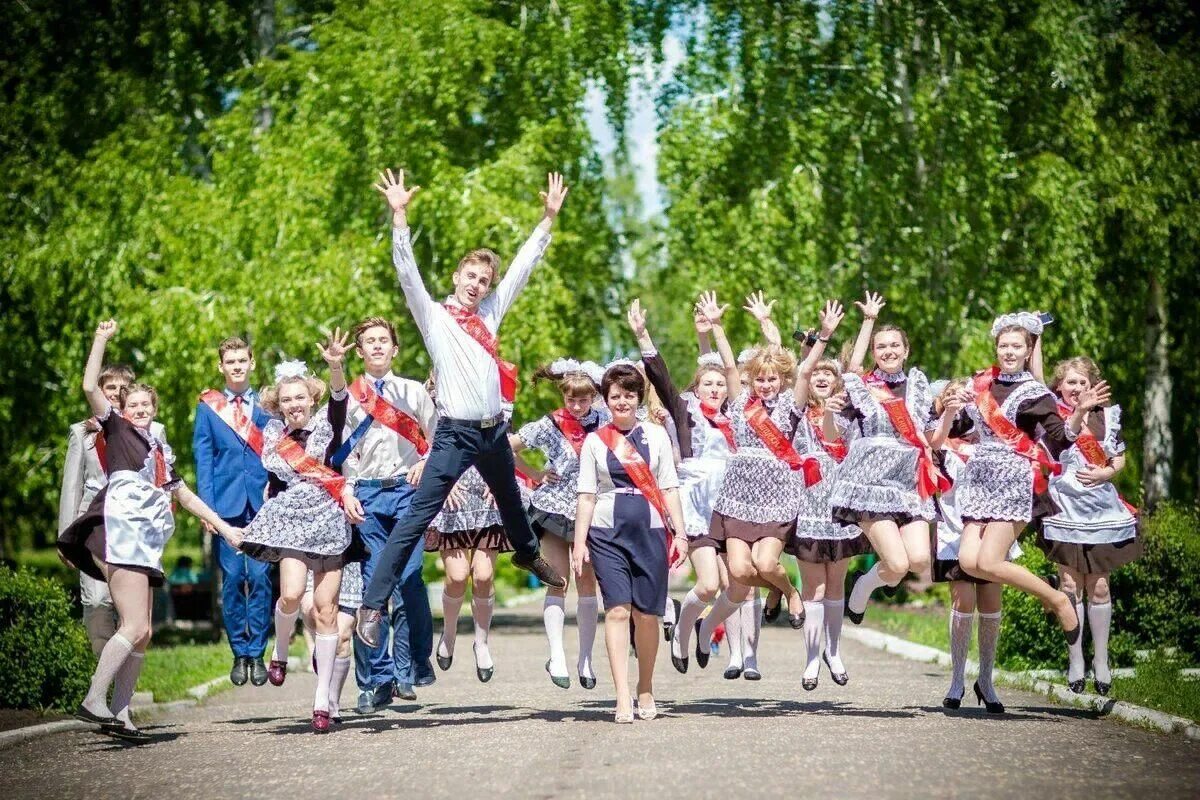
0 566 94 712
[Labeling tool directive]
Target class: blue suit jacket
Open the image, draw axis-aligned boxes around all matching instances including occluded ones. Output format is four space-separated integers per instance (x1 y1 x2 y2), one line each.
193 390 273 519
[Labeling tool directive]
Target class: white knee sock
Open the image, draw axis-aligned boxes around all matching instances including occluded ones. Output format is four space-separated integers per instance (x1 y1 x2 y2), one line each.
724 602 744 669
673 589 707 660
543 595 567 676
1088 602 1113 684
576 595 599 680
440 592 465 658
743 591 762 671
329 656 351 718
848 564 890 615
472 594 495 670
803 601 825 680
948 610 973 700
976 611 1001 703
273 601 298 663
312 633 338 712
698 593 741 647
822 598 846 674
1067 598 1086 684
110 651 145 728
83 631 133 716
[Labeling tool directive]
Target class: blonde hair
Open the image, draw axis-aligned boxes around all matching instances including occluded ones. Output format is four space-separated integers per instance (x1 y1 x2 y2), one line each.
1051 357 1101 394
118 383 158 410
260 375 326 415
746 346 797 383
933 377 970 416
806 358 844 408
685 364 727 394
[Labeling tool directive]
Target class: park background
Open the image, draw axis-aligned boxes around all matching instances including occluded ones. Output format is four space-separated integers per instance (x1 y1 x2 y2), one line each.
1 1 1197 720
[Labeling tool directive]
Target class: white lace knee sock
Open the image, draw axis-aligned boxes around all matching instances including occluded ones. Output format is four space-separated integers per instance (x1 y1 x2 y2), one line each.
976 611 1001 703
948 610 973 700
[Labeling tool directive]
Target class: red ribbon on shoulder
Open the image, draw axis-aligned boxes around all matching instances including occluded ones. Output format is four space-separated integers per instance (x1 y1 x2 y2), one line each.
699 401 737 452
972 367 1061 494
1055 402 1138 516
443 304 519 402
348 376 429 455
199 389 264 456
275 433 346 505
550 408 589 455
744 397 821 486
864 375 949 500
595 425 675 544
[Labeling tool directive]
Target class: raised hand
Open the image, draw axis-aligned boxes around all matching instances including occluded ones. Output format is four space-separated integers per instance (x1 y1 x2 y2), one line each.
373 168 421 214
1078 381 1111 410
819 300 846 337
824 393 848 415
627 299 648 338
696 290 729 324
743 291 777 322
854 291 886 320
316 327 351 366
95 319 118 340
693 305 713 334
539 172 569 219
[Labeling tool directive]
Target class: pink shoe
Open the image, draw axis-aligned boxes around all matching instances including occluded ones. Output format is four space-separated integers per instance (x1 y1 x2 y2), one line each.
268 659 288 686
311 710 330 733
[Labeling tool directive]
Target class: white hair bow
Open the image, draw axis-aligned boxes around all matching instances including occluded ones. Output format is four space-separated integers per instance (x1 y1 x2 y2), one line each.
990 311 1043 338
736 347 760 366
274 359 310 382
548 357 583 377
580 360 605 386
697 352 724 369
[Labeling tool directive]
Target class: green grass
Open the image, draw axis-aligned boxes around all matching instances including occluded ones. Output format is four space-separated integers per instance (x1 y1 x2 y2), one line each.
139 629 309 703
864 604 952 652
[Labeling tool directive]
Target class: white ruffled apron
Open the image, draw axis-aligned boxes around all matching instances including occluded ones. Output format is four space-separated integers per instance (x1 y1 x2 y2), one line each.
102 470 174 574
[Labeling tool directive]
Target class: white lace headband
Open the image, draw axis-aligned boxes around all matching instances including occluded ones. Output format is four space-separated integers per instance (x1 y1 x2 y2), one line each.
274 359 310 383
697 352 724 370
548 357 604 387
737 348 759 366
990 311 1043 338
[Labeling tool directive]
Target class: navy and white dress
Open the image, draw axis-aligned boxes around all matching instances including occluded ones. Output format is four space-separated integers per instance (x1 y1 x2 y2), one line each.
787 407 870 562
59 405 182 587
243 389 363 571
515 406 610 542
1038 404 1141 573
830 368 936 526
577 424 679 615
424 466 515 552
306 560 363 614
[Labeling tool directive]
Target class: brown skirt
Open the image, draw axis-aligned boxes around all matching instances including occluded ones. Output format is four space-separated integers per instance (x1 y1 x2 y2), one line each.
832 507 919 528
787 533 873 564
425 525 513 553
530 508 574 543
1037 532 1143 574
689 534 725 553
708 511 795 545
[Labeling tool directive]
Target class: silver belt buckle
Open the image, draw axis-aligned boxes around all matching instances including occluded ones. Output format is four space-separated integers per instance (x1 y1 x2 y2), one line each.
480 414 499 429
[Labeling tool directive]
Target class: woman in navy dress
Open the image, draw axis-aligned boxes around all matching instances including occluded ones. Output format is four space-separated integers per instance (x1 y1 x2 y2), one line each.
572 364 689 723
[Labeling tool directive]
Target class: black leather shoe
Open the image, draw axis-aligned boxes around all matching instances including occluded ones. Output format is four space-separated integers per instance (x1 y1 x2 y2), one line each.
823 652 849 686
355 607 383 648
802 676 818 691
356 684 392 714
74 705 118 726
473 643 494 683
392 681 417 701
249 657 268 686
511 551 567 590
1068 679 1086 694
845 571 866 624
942 690 964 709
694 619 710 669
724 666 743 680
436 636 454 671
579 674 597 690
973 681 1005 714
788 610 805 630
763 593 782 623
743 667 762 681
229 656 249 686
1060 590 1081 647
102 725 152 744
670 630 689 675
1093 679 1111 696
414 659 437 687
545 660 570 689
1043 574 1061 622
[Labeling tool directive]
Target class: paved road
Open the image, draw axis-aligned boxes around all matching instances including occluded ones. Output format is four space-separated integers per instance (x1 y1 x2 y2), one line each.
5 610 1198 800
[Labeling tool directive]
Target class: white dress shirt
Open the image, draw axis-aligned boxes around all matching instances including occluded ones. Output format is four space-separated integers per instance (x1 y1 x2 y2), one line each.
342 371 438 481
392 225 551 420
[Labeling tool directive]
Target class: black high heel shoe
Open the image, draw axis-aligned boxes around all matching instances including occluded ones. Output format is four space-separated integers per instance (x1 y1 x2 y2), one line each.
973 681 1004 714
1068 679 1086 694
1093 678 1111 696
694 619 710 669
942 689 964 709
822 651 849 686
763 593 782 624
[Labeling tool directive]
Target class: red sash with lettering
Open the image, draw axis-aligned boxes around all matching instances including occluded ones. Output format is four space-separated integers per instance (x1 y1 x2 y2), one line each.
699 402 737 452
595 425 675 543
275 434 346 505
864 375 950 500
807 406 847 463
972 367 1061 494
744 397 822 486
550 409 589 455
199 389 264 456
1055 403 1138 516
443 304 518 402
348 376 429 455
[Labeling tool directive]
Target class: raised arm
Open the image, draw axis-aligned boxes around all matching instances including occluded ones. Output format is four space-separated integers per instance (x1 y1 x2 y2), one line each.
743 291 781 347
1030 326 1045 383
317 327 350 394
697 291 739 396
82 320 117 418
693 306 713 355
848 291 885 374
794 300 845 403
375 168 435 332
489 172 569 320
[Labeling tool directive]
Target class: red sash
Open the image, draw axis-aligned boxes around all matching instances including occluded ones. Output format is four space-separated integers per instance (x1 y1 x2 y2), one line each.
744 397 821 486
514 462 539 489
443 304 518 402
199 389 264 456
550 408 589 455
1055 403 1138 516
699 402 737 452
93 431 109 473
348 376 429 455
972 367 1061 493
275 434 346 505
807 406 847 463
595 425 675 543
864 375 950 500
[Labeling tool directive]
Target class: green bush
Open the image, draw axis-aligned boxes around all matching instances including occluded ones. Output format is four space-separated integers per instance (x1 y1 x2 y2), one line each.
0 566 94 712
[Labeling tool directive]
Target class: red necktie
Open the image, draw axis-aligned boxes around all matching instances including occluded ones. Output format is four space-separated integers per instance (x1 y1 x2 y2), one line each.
232 395 247 430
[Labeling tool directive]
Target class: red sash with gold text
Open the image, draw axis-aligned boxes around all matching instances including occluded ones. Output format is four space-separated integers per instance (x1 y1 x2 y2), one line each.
864 375 949 500
699 402 737 452
550 408 589 455
443 304 518 402
199 389 265 456
348 376 429 455
972 368 1061 493
275 434 346 505
745 397 821 486
595 425 675 543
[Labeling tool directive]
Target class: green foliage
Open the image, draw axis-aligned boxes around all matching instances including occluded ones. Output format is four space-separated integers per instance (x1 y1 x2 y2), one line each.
996 545 1066 670
0 567 94 712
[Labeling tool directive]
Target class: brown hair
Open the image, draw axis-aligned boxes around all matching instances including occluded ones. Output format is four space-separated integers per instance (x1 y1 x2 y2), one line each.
746 346 797 383
532 365 598 398
217 337 253 360
457 248 501 280
806 358 844 408
118 382 158 410
993 324 1033 348
601 364 646 403
933 377 970 416
872 323 910 351
260 376 326 416
1051 357 1101 394
98 363 135 386
685 364 727 394
353 317 398 348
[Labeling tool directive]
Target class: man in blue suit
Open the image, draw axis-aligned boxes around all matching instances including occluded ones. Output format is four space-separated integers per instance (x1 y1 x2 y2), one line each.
193 337 274 687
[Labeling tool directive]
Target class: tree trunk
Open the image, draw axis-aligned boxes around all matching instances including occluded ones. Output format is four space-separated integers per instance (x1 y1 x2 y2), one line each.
1141 271 1172 509
254 0 276 133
